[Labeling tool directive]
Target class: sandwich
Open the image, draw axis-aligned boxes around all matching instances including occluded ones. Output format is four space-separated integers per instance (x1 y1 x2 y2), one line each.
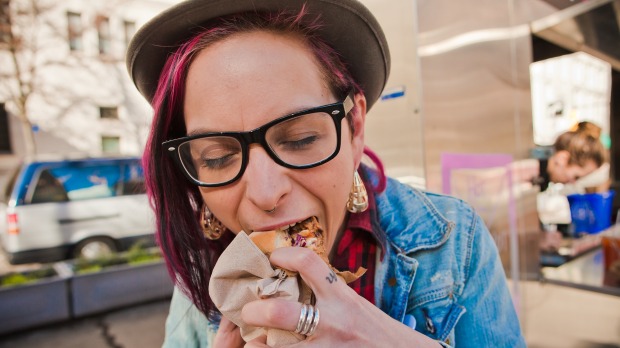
249 216 326 261
249 216 363 282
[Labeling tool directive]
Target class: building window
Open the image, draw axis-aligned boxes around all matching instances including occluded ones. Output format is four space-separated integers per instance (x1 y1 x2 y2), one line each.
67 11 82 51
97 15 111 55
99 106 118 119
123 20 135 50
102 136 120 154
0 103 12 153
0 0 10 45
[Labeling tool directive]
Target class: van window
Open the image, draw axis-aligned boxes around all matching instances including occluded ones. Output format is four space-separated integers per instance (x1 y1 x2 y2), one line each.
27 164 121 203
118 161 146 195
54 164 120 201
31 170 69 204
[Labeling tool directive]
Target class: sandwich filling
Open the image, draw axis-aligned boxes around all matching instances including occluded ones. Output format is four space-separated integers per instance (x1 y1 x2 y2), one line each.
276 216 323 251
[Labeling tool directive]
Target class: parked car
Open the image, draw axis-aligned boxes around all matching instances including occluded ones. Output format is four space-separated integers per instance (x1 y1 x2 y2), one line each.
0 157 155 264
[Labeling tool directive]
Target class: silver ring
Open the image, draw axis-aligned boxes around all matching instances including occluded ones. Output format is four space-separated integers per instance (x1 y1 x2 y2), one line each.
265 206 276 213
294 304 320 336
306 307 320 336
301 305 314 334
295 304 308 333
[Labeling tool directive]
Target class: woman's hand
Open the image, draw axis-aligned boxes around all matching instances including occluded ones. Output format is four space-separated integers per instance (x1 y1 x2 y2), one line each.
240 247 441 347
539 230 563 252
214 316 244 348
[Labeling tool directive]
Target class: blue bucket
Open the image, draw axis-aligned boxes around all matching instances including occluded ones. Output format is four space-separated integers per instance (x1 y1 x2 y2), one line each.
567 190 616 234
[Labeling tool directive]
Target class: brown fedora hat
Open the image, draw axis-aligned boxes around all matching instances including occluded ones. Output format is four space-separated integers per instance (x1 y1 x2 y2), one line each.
126 0 390 110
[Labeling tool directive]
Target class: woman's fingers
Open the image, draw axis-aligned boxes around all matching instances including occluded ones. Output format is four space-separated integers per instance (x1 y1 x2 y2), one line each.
269 247 342 298
218 316 239 333
213 316 245 348
241 298 303 332
243 247 354 341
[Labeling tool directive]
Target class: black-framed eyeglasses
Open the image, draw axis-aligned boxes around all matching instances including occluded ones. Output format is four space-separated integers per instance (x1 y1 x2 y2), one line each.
163 92 355 187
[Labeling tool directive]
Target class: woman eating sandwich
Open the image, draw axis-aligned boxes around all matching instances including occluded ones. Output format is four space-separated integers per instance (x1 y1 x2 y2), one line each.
126 0 526 346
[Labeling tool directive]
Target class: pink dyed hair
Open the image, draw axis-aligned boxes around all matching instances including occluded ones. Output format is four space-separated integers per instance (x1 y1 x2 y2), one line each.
143 8 383 320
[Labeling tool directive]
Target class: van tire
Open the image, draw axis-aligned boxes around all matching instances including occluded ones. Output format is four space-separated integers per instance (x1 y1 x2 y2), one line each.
73 237 117 260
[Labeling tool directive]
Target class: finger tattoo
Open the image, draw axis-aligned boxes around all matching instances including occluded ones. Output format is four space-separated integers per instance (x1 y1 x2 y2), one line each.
326 270 337 284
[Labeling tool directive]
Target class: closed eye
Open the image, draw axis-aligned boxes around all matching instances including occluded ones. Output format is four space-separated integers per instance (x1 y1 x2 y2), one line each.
202 153 237 169
279 135 318 151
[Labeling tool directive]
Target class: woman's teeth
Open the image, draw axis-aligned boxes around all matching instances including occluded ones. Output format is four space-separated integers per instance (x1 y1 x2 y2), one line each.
277 222 299 233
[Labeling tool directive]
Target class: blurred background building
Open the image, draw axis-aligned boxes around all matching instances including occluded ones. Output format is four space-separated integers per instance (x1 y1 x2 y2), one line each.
0 0 176 169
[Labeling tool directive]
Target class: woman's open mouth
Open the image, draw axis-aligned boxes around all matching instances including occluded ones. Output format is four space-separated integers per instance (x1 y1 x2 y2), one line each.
275 216 323 248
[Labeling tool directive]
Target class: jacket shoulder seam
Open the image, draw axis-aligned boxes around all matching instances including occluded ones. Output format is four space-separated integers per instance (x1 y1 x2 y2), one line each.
460 211 478 294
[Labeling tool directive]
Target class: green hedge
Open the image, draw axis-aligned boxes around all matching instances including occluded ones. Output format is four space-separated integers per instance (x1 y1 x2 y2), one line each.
0 267 57 287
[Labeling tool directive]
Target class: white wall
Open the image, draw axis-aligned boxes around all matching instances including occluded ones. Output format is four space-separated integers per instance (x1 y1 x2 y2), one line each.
359 0 425 186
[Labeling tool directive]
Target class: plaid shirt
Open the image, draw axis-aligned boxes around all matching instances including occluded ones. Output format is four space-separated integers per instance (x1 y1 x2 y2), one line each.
330 191 379 304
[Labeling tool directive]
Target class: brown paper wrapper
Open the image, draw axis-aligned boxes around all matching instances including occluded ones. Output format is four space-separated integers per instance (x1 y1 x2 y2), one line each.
208 232 365 347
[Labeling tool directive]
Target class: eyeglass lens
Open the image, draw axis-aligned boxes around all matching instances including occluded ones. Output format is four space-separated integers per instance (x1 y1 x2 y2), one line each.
177 111 338 185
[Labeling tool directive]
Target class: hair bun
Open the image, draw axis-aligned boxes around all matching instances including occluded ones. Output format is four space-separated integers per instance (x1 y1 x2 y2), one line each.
571 121 602 139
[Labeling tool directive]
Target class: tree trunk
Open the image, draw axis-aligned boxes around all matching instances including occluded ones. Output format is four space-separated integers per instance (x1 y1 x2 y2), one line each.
5 2 37 157
18 115 36 157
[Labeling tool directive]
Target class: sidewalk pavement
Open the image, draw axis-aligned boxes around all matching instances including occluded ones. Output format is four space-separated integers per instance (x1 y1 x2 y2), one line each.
0 298 170 348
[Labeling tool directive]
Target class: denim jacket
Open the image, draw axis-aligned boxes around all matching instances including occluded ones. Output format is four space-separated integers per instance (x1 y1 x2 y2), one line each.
163 176 526 347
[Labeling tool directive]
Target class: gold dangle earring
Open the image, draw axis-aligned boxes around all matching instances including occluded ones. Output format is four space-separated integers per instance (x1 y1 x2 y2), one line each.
200 204 225 240
346 171 368 213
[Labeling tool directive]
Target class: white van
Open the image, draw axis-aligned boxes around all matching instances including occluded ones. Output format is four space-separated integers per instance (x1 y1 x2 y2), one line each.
0 157 155 264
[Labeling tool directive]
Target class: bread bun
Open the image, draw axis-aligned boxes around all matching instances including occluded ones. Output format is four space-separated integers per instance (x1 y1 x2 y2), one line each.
249 229 292 255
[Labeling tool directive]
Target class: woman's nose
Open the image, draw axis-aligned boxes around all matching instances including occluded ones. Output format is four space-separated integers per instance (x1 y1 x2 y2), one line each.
242 145 291 211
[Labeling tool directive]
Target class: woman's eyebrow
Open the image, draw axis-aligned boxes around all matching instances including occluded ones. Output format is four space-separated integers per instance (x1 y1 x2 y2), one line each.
184 102 331 137
280 104 317 116
187 127 217 136
275 101 335 119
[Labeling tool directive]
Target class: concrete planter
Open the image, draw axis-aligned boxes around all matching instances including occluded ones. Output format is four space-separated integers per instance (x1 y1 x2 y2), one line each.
0 254 173 336
0 272 70 335
70 260 173 317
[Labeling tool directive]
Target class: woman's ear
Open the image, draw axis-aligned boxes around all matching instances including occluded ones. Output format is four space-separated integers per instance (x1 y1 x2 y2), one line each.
351 93 367 169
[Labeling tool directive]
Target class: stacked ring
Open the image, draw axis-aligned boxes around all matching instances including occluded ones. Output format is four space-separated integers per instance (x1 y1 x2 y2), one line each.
294 303 320 336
